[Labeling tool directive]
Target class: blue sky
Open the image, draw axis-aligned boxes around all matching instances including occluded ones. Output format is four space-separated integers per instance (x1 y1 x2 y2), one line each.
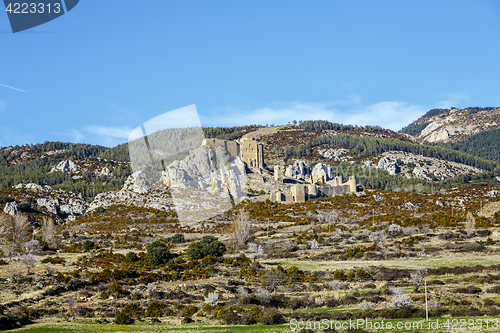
1 1 500 147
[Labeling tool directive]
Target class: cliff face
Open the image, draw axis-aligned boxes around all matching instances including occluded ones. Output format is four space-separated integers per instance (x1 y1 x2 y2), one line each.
401 107 500 143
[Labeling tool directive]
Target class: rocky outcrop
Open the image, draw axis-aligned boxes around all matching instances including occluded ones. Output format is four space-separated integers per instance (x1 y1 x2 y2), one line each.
162 145 246 198
96 167 113 177
50 160 80 173
37 198 58 215
377 157 400 175
285 160 309 180
403 107 500 143
12 183 87 221
4 202 20 216
311 163 334 183
317 148 350 161
123 171 153 194
89 146 247 223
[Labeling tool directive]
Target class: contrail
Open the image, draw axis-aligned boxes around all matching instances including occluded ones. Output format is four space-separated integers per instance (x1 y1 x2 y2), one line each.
0 83 27 92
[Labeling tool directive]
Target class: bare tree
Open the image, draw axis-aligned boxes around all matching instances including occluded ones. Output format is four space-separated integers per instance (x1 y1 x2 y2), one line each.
262 269 287 293
0 214 31 259
465 211 476 237
25 239 42 255
20 253 35 274
248 243 264 262
410 267 428 291
41 217 59 249
232 209 251 247
388 287 413 308
369 231 386 245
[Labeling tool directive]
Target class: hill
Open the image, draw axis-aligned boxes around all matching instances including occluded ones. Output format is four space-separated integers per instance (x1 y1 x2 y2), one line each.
400 107 500 143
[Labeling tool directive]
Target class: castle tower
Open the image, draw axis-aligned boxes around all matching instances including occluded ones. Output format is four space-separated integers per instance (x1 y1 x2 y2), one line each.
274 165 284 182
291 184 306 202
348 176 357 193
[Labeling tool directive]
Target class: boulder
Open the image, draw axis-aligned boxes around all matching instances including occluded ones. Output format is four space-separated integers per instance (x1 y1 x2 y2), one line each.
3 201 20 216
377 157 400 175
37 198 59 214
311 163 334 183
123 171 153 194
97 167 113 177
50 160 79 173
285 160 309 180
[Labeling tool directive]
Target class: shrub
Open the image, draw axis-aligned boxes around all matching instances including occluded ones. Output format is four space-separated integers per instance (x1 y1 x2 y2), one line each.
187 236 226 259
145 302 167 317
146 241 170 266
126 252 139 263
171 233 186 243
204 292 219 307
359 300 375 311
83 240 95 252
259 310 285 325
95 207 105 214
115 310 132 324
388 287 412 308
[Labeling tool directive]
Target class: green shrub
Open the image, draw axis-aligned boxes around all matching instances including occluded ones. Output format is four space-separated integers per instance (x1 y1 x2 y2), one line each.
187 236 226 259
19 202 31 212
171 233 186 243
41 256 65 265
146 241 170 266
126 252 139 263
0 196 14 204
95 206 105 214
83 240 95 252
145 301 167 317
115 310 132 324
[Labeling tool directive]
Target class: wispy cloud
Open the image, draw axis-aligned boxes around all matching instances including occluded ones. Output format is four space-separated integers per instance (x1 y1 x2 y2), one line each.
0 83 27 93
436 91 471 109
204 100 427 131
87 125 134 139
82 125 134 147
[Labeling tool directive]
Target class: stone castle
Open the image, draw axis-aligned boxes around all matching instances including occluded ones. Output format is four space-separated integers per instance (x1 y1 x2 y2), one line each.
200 138 356 203
202 137 264 169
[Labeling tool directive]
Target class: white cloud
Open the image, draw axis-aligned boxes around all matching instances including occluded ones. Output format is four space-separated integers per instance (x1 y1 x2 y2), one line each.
436 91 471 109
203 100 427 131
86 125 134 139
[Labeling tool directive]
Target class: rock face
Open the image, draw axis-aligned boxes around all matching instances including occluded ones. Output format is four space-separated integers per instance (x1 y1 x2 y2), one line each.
377 157 401 175
90 146 247 223
403 107 500 143
162 145 246 198
4 202 20 216
96 167 113 177
37 198 58 215
12 183 87 221
50 160 80 173
123 172 153 194
285 160 309 180
311 163 334 183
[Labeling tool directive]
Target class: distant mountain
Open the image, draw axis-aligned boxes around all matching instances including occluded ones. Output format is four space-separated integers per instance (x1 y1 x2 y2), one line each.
400 107 500 143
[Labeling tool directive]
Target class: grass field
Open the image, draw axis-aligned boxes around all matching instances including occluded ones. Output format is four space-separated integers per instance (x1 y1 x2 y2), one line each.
266 253 500 271
11 317 500 333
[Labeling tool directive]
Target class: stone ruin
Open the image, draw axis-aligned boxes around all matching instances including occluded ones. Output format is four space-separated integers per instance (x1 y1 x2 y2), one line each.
271 160 357 203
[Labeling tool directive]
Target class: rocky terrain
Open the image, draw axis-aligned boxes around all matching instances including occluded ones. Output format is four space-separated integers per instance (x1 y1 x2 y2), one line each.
401 107 500 143
363 151 484 181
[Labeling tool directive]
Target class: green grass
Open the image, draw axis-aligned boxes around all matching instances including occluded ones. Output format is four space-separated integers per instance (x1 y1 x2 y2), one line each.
12 318 500 333
265 253 500 271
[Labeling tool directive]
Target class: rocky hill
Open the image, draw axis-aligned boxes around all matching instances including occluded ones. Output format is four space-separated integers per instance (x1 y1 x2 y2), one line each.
400 107 500 143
